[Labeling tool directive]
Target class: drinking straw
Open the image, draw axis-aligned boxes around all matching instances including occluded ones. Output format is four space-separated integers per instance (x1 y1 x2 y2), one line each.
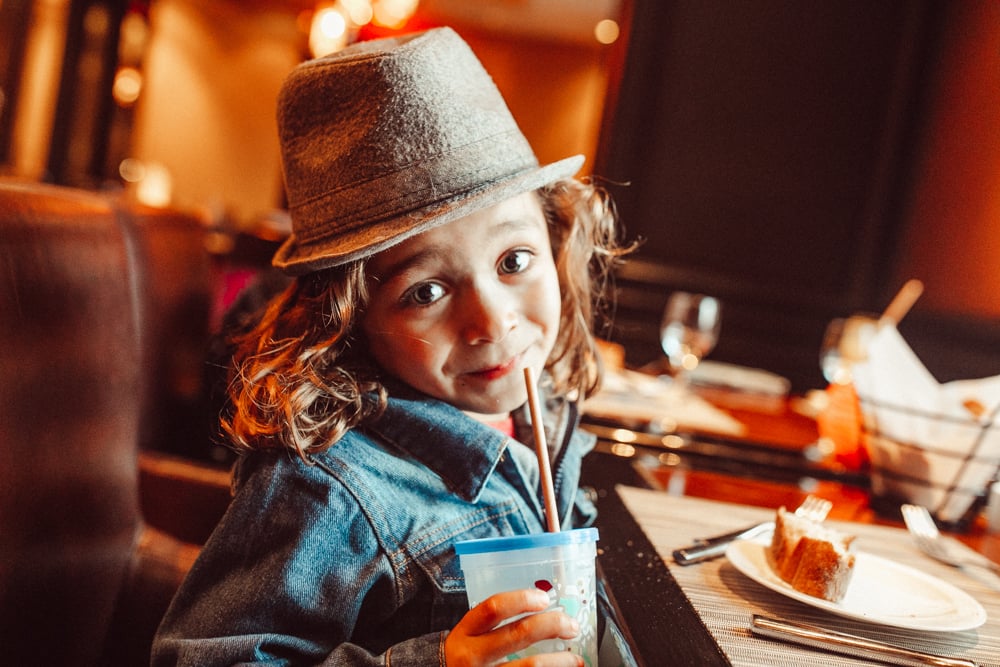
879 278 924 328
524 367 561 532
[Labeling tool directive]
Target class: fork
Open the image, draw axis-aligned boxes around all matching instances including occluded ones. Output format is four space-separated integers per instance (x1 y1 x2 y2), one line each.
901 503 1000 577
696 495 833 545
673 494 833 565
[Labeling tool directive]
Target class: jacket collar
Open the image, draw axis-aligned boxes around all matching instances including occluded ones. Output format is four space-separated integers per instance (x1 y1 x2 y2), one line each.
363 383 574 503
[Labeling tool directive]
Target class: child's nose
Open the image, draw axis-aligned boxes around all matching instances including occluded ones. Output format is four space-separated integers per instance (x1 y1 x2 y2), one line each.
461 286 518 344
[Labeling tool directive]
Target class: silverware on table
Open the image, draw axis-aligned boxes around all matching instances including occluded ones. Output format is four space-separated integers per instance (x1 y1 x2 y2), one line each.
672 494 832 565
902 504 1000 577
695 520 776 547
750 615 978 667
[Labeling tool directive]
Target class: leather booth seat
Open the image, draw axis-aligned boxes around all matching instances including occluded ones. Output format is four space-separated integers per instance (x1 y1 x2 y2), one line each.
128 201 216 459
0 180 231 666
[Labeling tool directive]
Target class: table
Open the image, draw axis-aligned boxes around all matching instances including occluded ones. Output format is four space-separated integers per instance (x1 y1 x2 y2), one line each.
581 386 1000 666
620 486 1000 666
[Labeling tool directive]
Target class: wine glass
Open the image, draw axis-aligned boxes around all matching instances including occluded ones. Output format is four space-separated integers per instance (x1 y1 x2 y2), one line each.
819 315 877 385
659 292 721 390
820 318 850 385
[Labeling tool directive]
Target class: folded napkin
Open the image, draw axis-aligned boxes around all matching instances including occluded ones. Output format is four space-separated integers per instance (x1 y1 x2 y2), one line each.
851 325 1000 523
584 368 747 437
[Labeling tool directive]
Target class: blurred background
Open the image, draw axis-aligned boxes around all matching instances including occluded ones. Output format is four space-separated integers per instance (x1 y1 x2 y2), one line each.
2 0 1000 393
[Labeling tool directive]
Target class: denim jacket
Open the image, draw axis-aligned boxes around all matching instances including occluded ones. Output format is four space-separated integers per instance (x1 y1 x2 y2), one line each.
151 386 596 666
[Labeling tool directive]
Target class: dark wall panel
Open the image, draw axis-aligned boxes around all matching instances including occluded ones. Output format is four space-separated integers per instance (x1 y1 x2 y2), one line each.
597 0 940 391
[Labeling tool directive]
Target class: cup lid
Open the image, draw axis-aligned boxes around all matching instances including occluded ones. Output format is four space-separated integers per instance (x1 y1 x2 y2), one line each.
454 527 599 556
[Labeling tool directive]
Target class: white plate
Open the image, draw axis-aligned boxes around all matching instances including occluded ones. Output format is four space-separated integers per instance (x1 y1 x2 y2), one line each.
726 537 987 632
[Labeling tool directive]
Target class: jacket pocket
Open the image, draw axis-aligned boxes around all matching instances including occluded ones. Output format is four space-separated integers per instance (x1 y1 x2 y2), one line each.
402 500 521 595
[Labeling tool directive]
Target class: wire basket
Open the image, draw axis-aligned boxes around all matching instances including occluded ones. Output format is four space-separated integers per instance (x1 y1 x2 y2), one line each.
858 395 1000 531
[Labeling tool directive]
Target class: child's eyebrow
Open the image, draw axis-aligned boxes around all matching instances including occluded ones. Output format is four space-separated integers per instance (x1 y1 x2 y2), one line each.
370 248 444 286
371 215 543 284
496 216 544 235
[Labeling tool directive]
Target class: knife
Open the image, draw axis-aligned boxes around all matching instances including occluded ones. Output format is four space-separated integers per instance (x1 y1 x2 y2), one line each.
750 615 978 667
672 521 774 565
695 520 776 546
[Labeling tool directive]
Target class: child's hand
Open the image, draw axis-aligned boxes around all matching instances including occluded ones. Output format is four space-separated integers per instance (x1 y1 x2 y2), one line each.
444 588 583 666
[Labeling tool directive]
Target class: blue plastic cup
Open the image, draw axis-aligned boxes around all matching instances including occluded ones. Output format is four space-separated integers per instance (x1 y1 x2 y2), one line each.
455 527 599 665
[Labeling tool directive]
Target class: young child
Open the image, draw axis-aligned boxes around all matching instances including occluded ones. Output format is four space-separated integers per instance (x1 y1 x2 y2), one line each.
153 27 630 666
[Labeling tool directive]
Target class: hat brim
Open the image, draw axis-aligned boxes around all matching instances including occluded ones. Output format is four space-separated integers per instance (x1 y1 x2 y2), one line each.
272 154 585 275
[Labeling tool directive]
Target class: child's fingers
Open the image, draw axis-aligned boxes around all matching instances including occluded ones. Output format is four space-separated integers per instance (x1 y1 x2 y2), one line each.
491 608 581 648
459 588 551 635
449 610 583 667
445 589 584 666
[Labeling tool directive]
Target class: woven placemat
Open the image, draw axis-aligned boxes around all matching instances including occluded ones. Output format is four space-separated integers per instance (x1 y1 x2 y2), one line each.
617 485 1000 666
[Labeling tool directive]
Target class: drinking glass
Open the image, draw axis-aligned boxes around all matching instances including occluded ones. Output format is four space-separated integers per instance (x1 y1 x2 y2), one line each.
819 318 849 385
819 315 877 385
659 292 721 389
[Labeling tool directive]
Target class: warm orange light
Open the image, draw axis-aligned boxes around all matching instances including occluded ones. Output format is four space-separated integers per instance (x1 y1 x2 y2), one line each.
319 7 347 37
121 159 172 207
119 157 145 183
372 0 418 29
310 5 350 57
112 66 143 106
594 19 620 45
342 0 374 26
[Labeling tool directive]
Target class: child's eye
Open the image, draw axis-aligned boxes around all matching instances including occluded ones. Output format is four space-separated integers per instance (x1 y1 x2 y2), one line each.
402 281 446 306
499 249 532 275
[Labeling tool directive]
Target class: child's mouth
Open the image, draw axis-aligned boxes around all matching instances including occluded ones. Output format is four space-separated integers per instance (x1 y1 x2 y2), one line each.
468 354 522 381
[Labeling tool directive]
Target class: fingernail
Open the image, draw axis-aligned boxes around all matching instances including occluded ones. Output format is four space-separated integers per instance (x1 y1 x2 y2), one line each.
569 619 581 635
531 588 550 605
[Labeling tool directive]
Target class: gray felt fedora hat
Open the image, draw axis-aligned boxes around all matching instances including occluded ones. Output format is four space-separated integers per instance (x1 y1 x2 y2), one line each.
272 26 584 275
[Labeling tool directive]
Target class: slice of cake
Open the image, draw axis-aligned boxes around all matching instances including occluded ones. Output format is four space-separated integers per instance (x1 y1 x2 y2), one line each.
769 506 856 602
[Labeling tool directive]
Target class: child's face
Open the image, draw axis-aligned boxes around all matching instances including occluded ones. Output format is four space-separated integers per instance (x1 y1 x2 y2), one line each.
362 192 561 421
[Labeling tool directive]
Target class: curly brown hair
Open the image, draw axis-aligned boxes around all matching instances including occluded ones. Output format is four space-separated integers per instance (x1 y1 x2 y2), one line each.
222 179 631 459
